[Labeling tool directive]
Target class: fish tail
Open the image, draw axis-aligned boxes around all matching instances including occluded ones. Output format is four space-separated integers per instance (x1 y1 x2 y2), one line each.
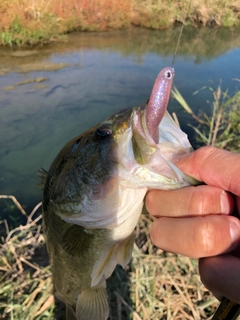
76 285 109 320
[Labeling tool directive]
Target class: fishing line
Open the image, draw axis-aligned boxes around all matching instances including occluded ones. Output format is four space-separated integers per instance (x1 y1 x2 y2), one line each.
171 0 193 66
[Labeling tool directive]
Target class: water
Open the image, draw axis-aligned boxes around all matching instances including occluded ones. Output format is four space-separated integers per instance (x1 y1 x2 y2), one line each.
1 27 240 213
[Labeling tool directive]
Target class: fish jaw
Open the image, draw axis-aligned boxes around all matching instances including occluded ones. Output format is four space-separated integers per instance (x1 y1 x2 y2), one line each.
56 182 147 230
116 105 199 191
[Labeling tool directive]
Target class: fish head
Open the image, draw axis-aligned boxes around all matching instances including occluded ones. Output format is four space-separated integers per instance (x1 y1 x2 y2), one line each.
103 68 198 191
107 102 198 189
43 101 198 230
42 109 136 229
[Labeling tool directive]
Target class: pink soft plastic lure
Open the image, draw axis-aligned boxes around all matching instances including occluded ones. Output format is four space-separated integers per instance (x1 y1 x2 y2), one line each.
146 67 175 143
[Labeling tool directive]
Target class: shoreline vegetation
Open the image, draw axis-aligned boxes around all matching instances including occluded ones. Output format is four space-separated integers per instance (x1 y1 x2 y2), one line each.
1 0 240 45
0 198 219 319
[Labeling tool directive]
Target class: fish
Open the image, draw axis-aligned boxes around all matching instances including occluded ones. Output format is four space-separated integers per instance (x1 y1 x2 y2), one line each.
42 67 199 320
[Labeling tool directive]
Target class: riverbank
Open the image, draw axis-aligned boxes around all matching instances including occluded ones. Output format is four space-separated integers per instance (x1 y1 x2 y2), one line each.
1 0 240 45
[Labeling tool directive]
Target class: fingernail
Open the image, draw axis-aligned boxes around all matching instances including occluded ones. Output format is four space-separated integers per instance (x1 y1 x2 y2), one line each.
220 191 231 214
229 218 240 243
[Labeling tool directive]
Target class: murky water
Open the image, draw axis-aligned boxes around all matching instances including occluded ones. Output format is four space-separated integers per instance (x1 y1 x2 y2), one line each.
1 27 240 212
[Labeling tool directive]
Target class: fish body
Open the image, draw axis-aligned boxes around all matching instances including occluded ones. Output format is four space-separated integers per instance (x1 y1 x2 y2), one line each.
42 67 198 320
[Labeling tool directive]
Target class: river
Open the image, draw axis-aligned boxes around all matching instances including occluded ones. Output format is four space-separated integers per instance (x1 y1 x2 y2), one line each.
1 27 240 215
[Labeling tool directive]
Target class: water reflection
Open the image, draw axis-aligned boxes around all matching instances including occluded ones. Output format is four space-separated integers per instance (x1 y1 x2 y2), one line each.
1 27 240 210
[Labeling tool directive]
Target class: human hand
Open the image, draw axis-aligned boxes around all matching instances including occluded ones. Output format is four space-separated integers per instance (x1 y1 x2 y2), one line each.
146 146 240 303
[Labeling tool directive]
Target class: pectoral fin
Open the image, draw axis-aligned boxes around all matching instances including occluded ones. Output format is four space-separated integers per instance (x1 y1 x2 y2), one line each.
91 233 135 287
116 232 135 268
62 225 93 256
91 244 117 286
76 285 109 320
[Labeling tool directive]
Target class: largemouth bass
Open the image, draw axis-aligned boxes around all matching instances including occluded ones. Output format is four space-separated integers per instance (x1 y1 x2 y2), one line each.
42 67 198 320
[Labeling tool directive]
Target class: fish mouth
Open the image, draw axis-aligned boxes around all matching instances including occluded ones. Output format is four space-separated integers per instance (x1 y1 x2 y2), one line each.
132 101 190 159
128 104 200 186
130 106 157 164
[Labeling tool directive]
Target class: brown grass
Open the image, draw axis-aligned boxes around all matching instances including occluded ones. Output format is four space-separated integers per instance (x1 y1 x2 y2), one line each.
0 0 131 34
0 197 219 319
0 0 240 45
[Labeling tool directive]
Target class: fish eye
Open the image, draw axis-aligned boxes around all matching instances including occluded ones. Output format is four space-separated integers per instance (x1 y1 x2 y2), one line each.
96 127 112 139
165 70 172 79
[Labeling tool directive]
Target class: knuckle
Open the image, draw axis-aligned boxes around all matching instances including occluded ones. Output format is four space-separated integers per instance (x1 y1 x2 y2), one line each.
187 188 204 214
188 185 221 215
191 217 217 257
195 146 217 161
145 190 159 216
149 221 161 247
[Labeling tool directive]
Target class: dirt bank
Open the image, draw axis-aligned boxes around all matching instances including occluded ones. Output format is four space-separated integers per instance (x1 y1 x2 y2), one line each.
1 0 240 45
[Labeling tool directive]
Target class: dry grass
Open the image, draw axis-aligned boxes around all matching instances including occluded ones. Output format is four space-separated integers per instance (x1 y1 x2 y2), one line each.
0 0 240 45
172 83 240 152
0 0 131 45
0 198 219 319
0 199 55 319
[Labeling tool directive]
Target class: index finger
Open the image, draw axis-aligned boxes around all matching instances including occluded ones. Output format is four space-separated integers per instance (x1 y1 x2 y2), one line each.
175 146 240 197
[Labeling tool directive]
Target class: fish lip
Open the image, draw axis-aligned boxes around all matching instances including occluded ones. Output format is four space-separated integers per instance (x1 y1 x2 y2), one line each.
133 103 160 145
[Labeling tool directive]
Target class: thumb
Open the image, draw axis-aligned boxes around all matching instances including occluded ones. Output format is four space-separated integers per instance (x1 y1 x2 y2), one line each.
175 146 240 197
